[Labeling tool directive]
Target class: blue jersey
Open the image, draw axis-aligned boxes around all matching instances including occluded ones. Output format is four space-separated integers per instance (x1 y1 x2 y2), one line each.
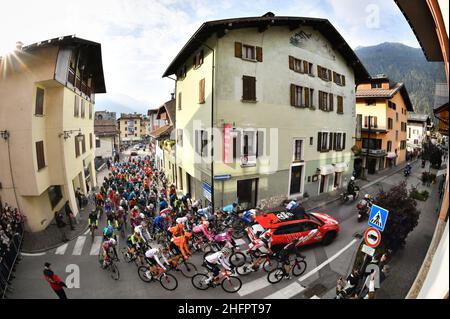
159 200 168 210
222 204 235 214
242 210 256 223
153 215 167 231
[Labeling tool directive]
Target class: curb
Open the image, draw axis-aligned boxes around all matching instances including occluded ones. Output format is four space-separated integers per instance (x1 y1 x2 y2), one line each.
305 162 411 212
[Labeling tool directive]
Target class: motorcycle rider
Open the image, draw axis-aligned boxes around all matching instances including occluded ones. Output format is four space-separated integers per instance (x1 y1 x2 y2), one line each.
347 176 357 199
358 194 373 221
404 162 412 176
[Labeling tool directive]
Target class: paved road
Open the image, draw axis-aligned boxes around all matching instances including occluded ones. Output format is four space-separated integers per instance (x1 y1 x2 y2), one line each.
11 161 437 299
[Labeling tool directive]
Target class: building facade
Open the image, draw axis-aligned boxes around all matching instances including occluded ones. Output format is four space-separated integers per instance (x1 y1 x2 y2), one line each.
407 113 430 152
0 36 106 232
355 75 413 175
94 111 119 159
117 113 143 145
163 13 369 209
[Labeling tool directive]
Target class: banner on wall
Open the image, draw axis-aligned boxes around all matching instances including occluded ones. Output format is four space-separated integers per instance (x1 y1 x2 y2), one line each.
223 123 233 164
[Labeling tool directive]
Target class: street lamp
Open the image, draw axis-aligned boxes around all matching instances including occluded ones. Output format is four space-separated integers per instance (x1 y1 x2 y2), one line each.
1 130 10 140
59 129 82 140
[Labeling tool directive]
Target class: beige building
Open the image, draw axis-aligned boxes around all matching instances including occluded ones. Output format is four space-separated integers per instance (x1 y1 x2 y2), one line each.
117 113 143 145
0 36 106 232
163 13 369 209
94 111 119 159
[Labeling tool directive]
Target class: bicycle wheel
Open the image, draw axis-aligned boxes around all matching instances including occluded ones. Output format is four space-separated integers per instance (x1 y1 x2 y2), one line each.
138 266 153 283
221 276 242 293
229 252 246 267
191 273 210 290
179 262 198 278
267 268 284 284
121 248 133 263
292 260 307 277
159 273 178 291
110 264 120 280
262 257 278 272
236 264 253 276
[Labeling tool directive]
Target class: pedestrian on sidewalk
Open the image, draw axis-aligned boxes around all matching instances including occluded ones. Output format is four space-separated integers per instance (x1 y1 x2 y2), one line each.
75 187 83 210
64 201 75 230
55 211 68 242
43 262 68 299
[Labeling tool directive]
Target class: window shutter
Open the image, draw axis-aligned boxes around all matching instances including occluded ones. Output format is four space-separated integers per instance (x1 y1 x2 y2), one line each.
303 60 308 74
256 46 263 62
75 136 80 157
342 133 346 150
178 92 182 110
199 79 205 103
235 42 242 58
374 116 378 128
364 116 368 127
329 133 334 151
35 88 44 115
317 132 322 151
257 131 264 157
333 133 338 151
333 72 337 83
318 91 323 110
36 141 45 170
317 65 322 78
290 84 296 106
328 69 332 81
342 75 346 86
337 96 343 114
90 133 93 149
242 76 249 100
329 93 334 112
289 56 294 70
250 77 256 101
305 88 310 107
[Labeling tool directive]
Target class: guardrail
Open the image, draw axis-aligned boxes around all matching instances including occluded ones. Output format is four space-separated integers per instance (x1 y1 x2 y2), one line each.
0 221 24 299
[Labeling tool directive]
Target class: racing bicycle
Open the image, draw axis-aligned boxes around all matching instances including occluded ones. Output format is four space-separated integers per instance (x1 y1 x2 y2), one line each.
267 254 307 284
137 263 179 291
191 268 242 293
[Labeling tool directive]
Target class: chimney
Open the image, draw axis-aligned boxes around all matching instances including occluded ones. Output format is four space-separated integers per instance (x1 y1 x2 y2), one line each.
15 41 24 51
171 93 175 100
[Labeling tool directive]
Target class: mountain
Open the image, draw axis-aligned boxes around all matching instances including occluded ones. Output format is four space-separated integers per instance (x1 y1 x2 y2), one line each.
355 42 447 117
95 94 150 118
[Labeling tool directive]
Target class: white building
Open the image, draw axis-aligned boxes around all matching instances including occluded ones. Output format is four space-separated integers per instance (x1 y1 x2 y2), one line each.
407 113 430 152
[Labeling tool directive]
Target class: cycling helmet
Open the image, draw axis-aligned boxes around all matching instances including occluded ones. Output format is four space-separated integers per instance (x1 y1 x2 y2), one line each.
107 225 113 231
134 206 138 210
134 226 140 234
109 238 116 245
351 176 355 181
221 247 232 257
139 213 145 219
364 194 371 199
202 220 210 227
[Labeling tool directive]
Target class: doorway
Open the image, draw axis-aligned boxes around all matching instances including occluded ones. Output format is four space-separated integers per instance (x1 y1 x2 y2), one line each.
334 172 342 189
319 174 329 194
237 178 258 209
368 158 377 174
289 164 304 197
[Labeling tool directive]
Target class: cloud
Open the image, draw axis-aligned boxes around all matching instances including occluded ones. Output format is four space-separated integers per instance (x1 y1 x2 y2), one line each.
0 0 420 111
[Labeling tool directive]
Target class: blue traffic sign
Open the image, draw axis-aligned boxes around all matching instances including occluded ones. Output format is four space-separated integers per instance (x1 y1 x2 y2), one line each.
368 204 389 232
214 174 232 181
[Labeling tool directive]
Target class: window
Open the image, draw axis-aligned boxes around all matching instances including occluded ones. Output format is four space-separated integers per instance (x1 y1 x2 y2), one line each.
333 72 346 86
176 65 187 79
289 56 312 75
317 65 332 81
293 139 303 161
242 76 256 101
178 92 182 110
48 185 63 209
318 91 329 111
193 50 204 69
334 132 346 151
371 83 382 89
388 118 393 129
408 128 411 138
125 121 127 125
388 101 396 110
36 141 45 170
81 99 85 118
396 112 399 122
81 135 86 153
310 137 313 145
365 116 378 128
400 140 406 150
235 42 262 62
195 130 209 157
177 129 183 146
387 141 392 152
35 87 44 115
396 130 398 141
329 93 334 112
363 138 382 149
74 95 80 117
337 96 344 114
291 85 314 108
317 132 329 152
199 79 205 104
75 136 80 157
89 103 92 119
243 45 255 60
96 139 101 148
89 133 93 149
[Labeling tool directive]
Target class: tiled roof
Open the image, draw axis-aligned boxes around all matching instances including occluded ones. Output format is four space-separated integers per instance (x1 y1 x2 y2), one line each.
94 119 119 136
150 125 173 139
356 82 414 111
407 112 429 122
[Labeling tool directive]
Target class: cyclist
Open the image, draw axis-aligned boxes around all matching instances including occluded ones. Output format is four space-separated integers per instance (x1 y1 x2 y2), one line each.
152 213 169 233
246 232 273 272
276 238 306 280
88 209 99 230
242 209 258 224
143 246 169 279
195 220 213 242
95 191 104 207
134 222 152 244
171 232 192 260
103 224 116 240
204 247 233 285
101 238 117 268
126 230 144 261
222 202 238 214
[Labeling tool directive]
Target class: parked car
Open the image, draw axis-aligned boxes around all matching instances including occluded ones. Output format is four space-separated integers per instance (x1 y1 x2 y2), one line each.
247 210 340 252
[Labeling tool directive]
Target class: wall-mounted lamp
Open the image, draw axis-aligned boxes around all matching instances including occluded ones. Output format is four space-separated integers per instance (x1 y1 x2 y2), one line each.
59 129 82 140
1 130 10 140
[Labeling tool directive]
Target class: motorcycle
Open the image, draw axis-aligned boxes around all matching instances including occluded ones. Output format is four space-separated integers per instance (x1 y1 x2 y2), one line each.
404 167 411 177
356 198 372 222
340 186 360 203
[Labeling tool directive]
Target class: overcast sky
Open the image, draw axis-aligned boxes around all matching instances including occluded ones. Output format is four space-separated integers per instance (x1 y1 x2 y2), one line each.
0 0 420 112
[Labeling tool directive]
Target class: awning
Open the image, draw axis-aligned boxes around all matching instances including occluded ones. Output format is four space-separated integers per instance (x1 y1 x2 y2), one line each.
387 152 397 159
334 162 348 173
320 164 335 175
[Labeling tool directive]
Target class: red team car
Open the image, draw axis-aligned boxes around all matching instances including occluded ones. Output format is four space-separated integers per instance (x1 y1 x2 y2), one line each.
248 210 340 251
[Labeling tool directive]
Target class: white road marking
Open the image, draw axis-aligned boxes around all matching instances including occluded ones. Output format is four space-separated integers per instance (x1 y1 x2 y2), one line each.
21 252 46 257
90 236 103 255
235 239 246 246
310 295 320 299
298 239 358 282
55 243 69 255
238 276 271 297
84 229 90 235
264 282 305 299
72 236 86 255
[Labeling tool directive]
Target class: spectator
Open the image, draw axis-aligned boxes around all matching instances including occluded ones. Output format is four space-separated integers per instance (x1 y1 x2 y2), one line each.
64 201 75 231
55 211 68 242
75 188 83 210
43 262 68 299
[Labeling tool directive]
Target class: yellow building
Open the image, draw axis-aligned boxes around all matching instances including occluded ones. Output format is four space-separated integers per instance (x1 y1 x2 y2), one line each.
0 36 106 232
354 75 413 175
117 113 144 145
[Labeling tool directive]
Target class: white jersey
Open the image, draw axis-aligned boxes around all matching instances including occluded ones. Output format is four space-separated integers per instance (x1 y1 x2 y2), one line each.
176 216 188 225
145 248 168 270
205 251 231 270
135 224 151 242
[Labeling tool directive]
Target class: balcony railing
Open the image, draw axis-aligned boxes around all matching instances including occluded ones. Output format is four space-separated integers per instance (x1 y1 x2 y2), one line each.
361 148 387 156
68 68 75 85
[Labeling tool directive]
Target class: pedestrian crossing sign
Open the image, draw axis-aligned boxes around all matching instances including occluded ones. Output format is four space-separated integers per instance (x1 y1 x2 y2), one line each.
368 204 389 232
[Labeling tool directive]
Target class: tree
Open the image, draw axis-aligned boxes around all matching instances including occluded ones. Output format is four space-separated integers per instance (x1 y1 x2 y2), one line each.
422 141 442 169
374 181 421 252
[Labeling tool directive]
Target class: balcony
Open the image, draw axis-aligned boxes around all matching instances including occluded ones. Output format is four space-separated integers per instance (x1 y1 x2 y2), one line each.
240 155 257 167
361 148 387 157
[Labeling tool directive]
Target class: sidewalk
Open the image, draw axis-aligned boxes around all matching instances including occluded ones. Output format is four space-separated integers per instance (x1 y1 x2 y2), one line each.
302 162 409 212
21 167 110 253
